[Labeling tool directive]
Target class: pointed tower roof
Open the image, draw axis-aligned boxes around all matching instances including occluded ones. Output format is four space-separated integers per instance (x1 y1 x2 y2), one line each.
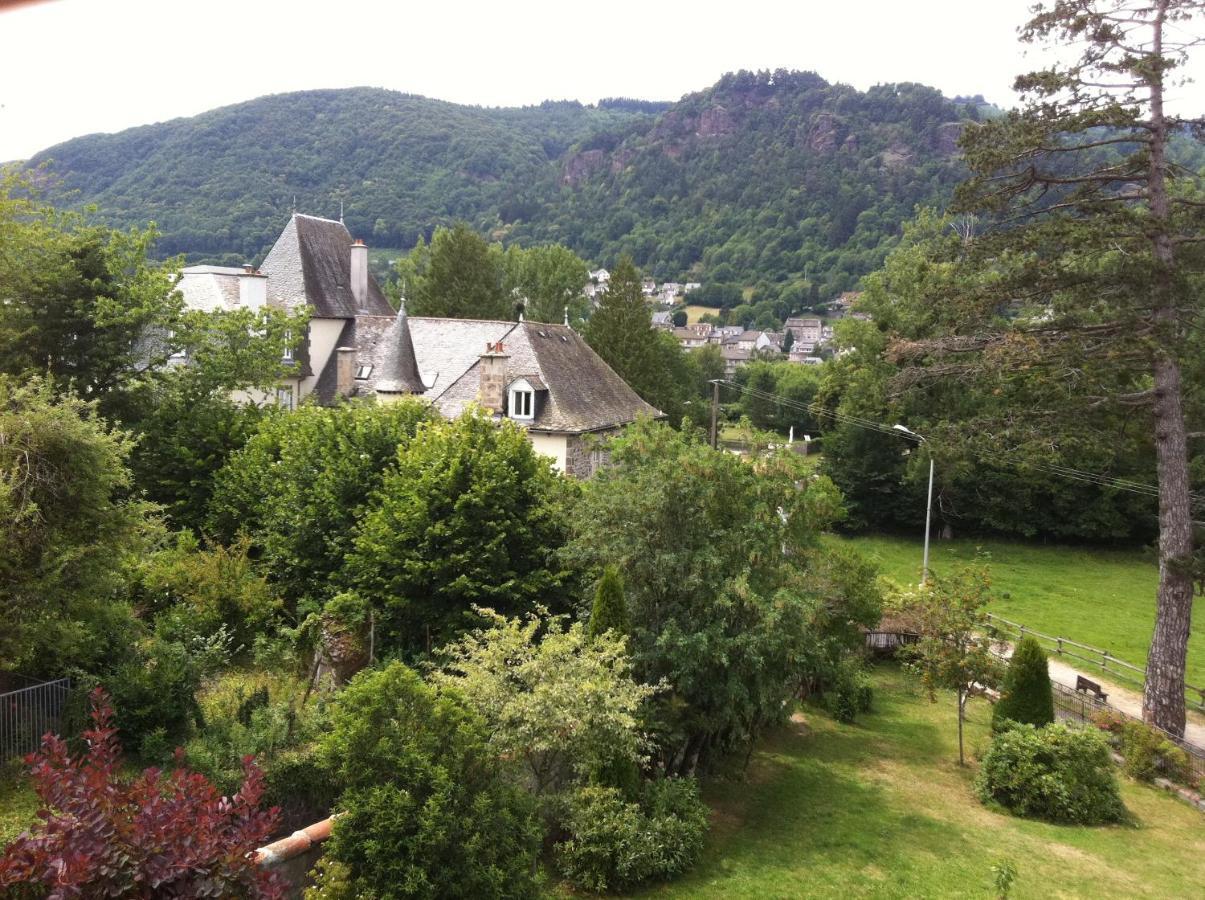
259 213 394 318
374 300 426 395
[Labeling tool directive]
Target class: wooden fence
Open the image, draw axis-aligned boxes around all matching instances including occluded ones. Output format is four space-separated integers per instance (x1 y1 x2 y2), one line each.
985 613 1205 714
0 678 72 763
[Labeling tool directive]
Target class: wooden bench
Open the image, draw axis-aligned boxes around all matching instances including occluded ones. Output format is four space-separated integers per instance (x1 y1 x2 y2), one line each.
1075 675 1108 703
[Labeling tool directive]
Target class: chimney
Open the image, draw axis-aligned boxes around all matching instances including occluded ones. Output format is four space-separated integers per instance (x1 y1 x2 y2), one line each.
350 239 368 311
239 266 268 310
336 346 357 398
477 340 509 415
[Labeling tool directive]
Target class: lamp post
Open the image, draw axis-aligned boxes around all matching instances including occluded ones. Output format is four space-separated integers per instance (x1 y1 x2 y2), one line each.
893 424 933 585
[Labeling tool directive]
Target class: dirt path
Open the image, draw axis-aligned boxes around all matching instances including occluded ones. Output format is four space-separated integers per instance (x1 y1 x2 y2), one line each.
999 644 1205 747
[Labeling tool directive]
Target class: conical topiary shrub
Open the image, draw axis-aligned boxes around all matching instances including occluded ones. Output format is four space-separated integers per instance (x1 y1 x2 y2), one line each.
993 636 1055 728
588 566 629 639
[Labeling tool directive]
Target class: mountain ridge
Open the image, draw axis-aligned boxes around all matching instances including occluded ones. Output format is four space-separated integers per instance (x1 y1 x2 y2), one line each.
26 71 981 297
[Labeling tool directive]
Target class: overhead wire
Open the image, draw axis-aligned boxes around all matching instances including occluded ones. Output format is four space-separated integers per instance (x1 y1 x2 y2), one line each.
713 378 1202 505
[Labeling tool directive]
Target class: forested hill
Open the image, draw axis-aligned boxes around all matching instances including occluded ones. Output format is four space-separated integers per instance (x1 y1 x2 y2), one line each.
28 73 982 296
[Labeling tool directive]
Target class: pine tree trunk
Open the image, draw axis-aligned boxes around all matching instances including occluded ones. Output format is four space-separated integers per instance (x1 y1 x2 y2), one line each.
1141 0 1195 738
1145 353 1194 737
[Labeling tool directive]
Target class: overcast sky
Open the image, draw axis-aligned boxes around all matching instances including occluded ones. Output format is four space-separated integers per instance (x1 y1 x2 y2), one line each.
1 0 1203 162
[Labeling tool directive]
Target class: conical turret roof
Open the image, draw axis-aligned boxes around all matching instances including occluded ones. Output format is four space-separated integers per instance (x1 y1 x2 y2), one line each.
374 300 426 394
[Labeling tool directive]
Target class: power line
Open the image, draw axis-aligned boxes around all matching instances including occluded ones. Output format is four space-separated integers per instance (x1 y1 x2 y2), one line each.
713 378 1202 505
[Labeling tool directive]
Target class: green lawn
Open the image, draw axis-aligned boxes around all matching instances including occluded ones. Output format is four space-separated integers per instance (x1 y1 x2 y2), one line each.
624 667 1205 899
837 534 1205 691
0 771 38 847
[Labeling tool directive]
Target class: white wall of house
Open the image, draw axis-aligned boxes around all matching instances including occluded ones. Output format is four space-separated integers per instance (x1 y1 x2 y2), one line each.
529 431 569 472
300 319 346 399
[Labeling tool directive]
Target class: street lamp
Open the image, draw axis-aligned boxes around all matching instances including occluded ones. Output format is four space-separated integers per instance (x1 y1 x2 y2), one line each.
893 424 933 585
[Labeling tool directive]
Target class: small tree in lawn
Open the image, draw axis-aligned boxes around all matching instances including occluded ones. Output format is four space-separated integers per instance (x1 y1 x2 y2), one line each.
589 566 630 640
993 636 1055 730
0 688 284 898
904 567 1002 765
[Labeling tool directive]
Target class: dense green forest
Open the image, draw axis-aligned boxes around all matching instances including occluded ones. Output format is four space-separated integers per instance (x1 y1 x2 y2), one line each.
27 72 983 298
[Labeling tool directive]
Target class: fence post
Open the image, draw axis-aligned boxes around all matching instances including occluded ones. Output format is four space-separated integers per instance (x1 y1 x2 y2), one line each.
1057 637 1063 656
1102 651 1110 672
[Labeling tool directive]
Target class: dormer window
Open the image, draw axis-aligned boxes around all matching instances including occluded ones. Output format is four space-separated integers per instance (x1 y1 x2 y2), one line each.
508 377 541 421
356 364 373 380
513 389 533 418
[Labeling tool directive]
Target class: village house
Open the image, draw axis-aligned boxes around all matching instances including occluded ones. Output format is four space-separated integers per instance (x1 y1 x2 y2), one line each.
672 326 713 349
641 278 657 296
720 345 751 376
784 316 823 344
175 214 658 477
684 282 702 294
651 311 674 329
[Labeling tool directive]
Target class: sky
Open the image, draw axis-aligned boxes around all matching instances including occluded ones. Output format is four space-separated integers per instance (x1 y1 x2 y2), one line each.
1 0 1203 162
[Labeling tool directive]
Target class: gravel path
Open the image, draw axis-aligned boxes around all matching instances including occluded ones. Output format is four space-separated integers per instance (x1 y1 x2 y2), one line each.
1000 643 1205 747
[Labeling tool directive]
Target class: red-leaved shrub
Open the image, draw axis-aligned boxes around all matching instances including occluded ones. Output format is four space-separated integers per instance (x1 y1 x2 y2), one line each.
0 687 284 899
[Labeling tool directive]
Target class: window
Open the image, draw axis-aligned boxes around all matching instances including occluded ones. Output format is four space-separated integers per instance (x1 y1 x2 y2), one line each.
282 329 294 362
167 330 186 359
512 390 533 418
276 385 295 411
356 364 373 380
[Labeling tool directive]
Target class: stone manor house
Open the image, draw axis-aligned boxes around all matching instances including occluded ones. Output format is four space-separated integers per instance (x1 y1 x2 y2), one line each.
175 214 659 477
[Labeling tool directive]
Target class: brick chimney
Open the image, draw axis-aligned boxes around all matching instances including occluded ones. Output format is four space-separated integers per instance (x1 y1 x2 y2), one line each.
350 239 368 311
336 346 356 398
239 265 268 310
477 341 509 414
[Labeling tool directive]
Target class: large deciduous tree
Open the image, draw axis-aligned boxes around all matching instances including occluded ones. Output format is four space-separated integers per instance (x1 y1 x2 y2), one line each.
398 222 512 320
888 1 1204 734
347 411 574 658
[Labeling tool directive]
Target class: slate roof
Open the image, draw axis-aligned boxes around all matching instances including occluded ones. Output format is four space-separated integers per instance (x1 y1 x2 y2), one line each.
175 266 244 312
259 214 394 318
374 303 426 395
433 321 661 433
327 317 658 433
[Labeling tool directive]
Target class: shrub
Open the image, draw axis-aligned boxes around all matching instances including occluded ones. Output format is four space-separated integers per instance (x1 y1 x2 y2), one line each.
312 662 541 899
992 637 1054 729
975 722 1124 824
588 566 629 639
824 658 873 724
140 532 282 654
1092 711 1192 785
0 688 283 898
103 636 203 753
553 779 708 892
184 670 326 796
1118 720 1191 784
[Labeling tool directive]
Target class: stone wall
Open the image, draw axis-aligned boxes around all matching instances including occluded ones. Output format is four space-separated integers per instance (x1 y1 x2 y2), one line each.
565 430 615 479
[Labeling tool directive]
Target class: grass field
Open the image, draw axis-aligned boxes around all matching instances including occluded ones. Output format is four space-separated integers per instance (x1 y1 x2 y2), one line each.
624 667 1205 899
837 534 1205 691
684 305 713 324
0 769 38 847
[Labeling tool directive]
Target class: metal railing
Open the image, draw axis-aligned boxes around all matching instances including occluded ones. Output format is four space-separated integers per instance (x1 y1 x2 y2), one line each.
985 613 1205 714
0 678 71 762
1051 681 1205 783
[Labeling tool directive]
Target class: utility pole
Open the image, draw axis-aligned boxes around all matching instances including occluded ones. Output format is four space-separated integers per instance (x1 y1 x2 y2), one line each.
893 424 933 585
710 380 720 449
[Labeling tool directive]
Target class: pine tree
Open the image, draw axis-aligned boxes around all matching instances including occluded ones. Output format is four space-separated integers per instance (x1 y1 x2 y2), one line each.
583 256 665 405
993 636 1055 729
888 0 1205 736
588 566 629 639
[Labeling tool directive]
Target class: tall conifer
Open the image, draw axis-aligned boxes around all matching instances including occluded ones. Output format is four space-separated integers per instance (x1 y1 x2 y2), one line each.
589 566 629 639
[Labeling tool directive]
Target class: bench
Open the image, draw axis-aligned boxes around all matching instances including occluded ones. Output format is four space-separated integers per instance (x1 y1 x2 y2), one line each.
1075 675 1108 703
